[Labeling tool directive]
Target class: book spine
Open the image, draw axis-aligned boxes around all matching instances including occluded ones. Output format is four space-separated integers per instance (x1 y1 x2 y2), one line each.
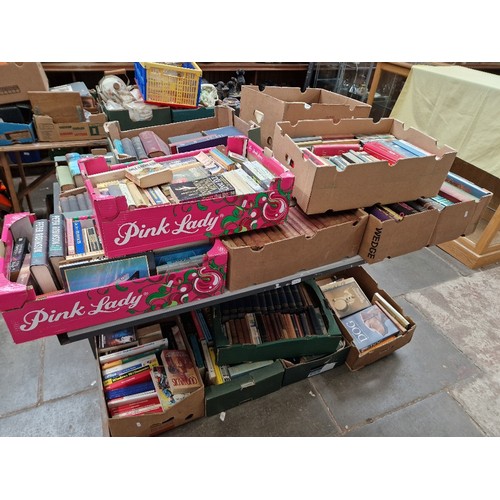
48 213 65 259
8 237 29 280
131 136 148 160
138 130 171 157
103 366 152 391
72 220 85 254
75 193 87 211
106 389 158 409
31 219 49 266
105 380 156 401
65 217 75 255
56 164 76 191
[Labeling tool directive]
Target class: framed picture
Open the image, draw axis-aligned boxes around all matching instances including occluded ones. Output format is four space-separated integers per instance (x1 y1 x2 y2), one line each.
61 253 154 293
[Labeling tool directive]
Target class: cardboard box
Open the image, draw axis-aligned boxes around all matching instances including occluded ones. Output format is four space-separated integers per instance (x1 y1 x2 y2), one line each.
239 85 371 148
80 137 294 258
171 107 215 123
212 280 343 365
0 213 228 344
98 320 205 437
204 360 284 417
280 346 350 386
428 172 493 246
272 118 457 214
359 208 440 264
221 206 368 291
0 120 36 146
317 266 416 371
33 113 107 142
105 106 261 162
29 91 85 123
0 62 49 105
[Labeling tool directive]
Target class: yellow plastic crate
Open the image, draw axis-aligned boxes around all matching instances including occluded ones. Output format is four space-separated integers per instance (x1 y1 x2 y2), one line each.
135 62 202 108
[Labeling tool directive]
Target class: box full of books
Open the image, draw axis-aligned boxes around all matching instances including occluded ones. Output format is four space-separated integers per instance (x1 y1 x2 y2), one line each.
210 280 343 365
427 169 493 246
358 169 493 263
79 136 294 259
358 201 440 263
0 213 228 344
316 266 416 371
272 117 457 214
178 311 285 417
96 317 205 437
221 204 368 291
105 106 260 163
239 85 371 149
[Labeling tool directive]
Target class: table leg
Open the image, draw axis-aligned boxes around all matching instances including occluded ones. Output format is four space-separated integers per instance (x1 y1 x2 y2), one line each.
0 152 21 213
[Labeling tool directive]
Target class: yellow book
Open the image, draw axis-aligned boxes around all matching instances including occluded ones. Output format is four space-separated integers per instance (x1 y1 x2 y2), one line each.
208 346 224 385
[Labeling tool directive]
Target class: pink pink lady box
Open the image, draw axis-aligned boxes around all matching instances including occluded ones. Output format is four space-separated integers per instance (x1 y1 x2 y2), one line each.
80 137 295 259
0 214 228 344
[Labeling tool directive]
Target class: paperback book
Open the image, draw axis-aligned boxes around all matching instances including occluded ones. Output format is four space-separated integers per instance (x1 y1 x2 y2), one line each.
161 349 201 395
319 277 371 318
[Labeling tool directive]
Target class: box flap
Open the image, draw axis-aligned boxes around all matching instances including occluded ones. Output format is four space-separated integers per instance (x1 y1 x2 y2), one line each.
29 91 85 123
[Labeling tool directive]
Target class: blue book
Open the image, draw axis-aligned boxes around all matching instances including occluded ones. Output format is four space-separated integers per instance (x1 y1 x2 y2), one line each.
188 333 205 370
195 309 212 343
105 380 155 401
392 139 430 157
72 220 85 254
446 172 490 199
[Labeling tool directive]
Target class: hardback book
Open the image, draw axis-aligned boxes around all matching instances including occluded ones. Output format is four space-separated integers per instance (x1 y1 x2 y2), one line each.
138 130 171 158
108 396 163 418
103 365 152 392
105 380 156 401
341 304 400 352
65 153 84 187
72 220 85 254
131 136 148 160
319 277 371 319
30 219 59 294
167 131 204 146
125 159 174 188
8 236 29 281
98 327 138 354
56 164 76 191
121 137 138 160
99 337 169 365
16 253 34 288
168 175 236 203
172 134 227 154
48 213 65 287
150 365 188 410
161 349 201 395
106 389 159 410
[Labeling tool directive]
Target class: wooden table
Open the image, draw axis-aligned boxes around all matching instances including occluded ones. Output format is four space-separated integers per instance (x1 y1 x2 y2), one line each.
0 139 108 213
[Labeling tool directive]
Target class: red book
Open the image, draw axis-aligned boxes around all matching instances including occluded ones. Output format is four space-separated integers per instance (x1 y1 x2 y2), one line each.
312 143 360 156
138 130 171 158
362 141 405 165
104 366 152 392
108 395 161 416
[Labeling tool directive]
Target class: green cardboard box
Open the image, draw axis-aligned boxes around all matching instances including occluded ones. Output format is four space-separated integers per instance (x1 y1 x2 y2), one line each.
204 360 284 417
212 280 343 365
102 105 172 131
171 106 215 123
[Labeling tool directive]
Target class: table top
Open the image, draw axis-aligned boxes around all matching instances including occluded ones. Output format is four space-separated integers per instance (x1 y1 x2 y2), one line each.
0 139 108 154
391 64 500 178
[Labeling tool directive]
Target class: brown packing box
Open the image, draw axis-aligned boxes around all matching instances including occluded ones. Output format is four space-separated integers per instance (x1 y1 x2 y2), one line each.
0 62 49 105
239 85 371 148
359 208 440 264
100 325 205 437
428 160 493 246
28 91 85 123
221 206 368 291
317 266 416 371
272 118 457 214
33 113 107 142
104 106 260 162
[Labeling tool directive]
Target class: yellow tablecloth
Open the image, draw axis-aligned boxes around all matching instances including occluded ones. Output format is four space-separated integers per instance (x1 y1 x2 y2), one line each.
391 64 500 178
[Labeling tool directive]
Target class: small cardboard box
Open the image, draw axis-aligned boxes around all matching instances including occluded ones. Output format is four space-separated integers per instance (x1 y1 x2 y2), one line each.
0 213 228 344
318 266 416 371
0 120 36 146
221 206 368 291
0 62 49 105
29 91 85 123
33 113 107 142
98 321 205 437
80 138 294 258
272 118 457 214
359 208 440 264
239 85 371 148
105 106 260 162
212 280 343 365
280 346 350 386
204 360 284 417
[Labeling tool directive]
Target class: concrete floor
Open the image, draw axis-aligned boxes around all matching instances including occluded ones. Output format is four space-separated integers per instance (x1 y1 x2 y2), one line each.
1 174 499 439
